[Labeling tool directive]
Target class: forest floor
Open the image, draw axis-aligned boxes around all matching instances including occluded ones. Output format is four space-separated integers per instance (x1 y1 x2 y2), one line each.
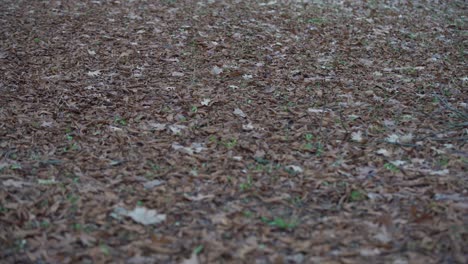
0 0 467 263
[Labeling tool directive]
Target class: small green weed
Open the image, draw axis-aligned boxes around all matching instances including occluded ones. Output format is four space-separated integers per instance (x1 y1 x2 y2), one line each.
384 163 400 173
223 138 237 149
239 175 253 191
114 116 127 126
308 17 326 25
193 245 204 255
349 190 366 202
261 216 298 229
99 243 110 255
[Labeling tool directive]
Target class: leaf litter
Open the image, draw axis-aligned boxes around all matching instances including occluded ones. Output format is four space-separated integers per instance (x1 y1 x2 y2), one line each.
0 0 467 263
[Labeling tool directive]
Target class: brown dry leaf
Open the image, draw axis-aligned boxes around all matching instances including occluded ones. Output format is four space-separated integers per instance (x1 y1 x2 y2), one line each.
237 236 258 259
1 0 466 262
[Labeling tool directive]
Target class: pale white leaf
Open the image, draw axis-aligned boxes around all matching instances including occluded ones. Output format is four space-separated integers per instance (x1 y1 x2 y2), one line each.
376 148 391 157
386 134 400 143
200 98 211 106
211 66 223 75
360 248 380 257
110 207 129 220
233 108 246 118
148 122 167 131
190 142 206 153
183 193 215 201
109 125 123 131
127 207 166 225
171 71 184 77
87 50 96 56
367 192 383 201
87 70 101 77
285 165 303 173
171 142 205 155
40 121 54 128
164 58 179 63
3 179 29 188
242 123 254 131
171 143 193 155
351 131 363 142
38 178 57 185
390 160 406 166
143 180 165 190
242 74 253 80
168 124 186 135
429 169 449 176
430 146 446 154
307 108 328 113
383 119 395 127
181 252 199 264
434 193 468 202
400 133 413 143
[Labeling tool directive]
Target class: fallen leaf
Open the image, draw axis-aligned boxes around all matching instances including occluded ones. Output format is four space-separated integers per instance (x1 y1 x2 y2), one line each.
285 165 303 173
428 169 449 176
200 98 211 106
242 123 254 131
172 143 194 155
376 148 391 157
87 70 101 77
307 108 329 113
3 179 29 188
183 193 215 201
211 213 229 225
168 124 187 135
143 180 165 190
374 227 392 244
148 122 167 131
109 125 123 131
232 156 243 161
171 142 206 155
400 133 413 143
386 134 400 143
360 248 381 257
390 160 406 166
237 236 258 259
172 71 184 77
180 251 199 264
127 207 166 225
233 108 246 118
211 66 223 75
351 131 363 142
434 193 467 202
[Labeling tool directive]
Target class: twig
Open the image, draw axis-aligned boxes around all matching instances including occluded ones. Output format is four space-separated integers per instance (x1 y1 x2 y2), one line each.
433 93 468 121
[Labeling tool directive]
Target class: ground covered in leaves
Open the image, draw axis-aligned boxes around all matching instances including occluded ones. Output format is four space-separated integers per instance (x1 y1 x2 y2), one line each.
0 0 467 263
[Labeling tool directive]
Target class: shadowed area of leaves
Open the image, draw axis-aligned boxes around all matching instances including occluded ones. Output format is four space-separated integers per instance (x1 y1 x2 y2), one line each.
0 0 467 263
